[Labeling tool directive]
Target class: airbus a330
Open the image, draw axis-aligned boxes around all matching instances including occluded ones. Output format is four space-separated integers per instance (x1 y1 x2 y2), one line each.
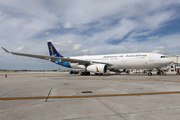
2 42 173 76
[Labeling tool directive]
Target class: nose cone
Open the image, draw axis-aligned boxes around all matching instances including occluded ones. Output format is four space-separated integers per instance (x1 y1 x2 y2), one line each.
167 58 173 64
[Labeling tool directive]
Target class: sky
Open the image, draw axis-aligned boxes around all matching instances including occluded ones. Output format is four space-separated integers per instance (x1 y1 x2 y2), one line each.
0 0 180 70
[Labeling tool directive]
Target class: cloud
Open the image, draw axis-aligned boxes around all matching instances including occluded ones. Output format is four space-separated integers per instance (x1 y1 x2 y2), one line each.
129 30 149 38
154 46 165 50
68 40 72 44
45 32 50 35
73 44 91 55
1 1 180 70
152 45 167 54
148 36 159 39
47 39 52 42
0 9 7 19
152 49 165 54
14 46 27 52
143 11 173 29
73 44 82 50
63 22 73 28
45 40 94 56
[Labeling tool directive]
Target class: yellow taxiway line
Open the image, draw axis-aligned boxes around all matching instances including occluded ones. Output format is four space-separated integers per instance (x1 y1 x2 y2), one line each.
1 91 180 100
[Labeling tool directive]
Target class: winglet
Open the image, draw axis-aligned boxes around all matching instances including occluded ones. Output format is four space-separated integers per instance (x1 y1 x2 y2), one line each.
1 47 11 53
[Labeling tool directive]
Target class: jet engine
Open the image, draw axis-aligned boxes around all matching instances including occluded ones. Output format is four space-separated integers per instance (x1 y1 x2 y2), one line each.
87 64 107 73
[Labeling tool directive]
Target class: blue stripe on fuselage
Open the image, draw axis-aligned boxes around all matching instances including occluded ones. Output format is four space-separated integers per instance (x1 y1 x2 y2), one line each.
54 59 71 68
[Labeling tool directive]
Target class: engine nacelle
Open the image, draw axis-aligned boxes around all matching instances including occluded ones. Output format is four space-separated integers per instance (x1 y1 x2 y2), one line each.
87 64 107 73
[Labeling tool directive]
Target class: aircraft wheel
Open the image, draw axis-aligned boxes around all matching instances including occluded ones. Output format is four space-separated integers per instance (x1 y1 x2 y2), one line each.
148 73 152 76
80 72 84 76
70 70 73 74
80 72 90 76
157 71 161 75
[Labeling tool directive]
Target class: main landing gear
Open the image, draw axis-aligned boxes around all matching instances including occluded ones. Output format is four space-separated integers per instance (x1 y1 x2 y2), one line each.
70 70 79 74
148 70 152 76
156 68 166 75
80 64 91 76
80 71 90 76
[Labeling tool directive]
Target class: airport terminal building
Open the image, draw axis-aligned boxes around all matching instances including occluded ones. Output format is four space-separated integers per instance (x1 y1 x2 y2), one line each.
167 55 180 72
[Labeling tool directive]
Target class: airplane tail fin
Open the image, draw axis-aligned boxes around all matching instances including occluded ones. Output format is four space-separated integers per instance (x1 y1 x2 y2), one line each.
47 42 63 57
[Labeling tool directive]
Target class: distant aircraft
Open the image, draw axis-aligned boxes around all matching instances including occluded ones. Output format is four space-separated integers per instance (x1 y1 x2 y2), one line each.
2 42 173 76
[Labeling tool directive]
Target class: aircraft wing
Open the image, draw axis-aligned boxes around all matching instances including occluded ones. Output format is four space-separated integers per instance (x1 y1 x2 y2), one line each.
2 47 112 66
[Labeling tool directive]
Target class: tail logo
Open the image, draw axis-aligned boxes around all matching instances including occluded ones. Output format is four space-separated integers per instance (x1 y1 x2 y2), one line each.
50 44 54 54
96 66 100 72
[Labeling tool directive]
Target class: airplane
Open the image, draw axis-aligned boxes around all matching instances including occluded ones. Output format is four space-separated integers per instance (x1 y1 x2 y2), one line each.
2 42 173 76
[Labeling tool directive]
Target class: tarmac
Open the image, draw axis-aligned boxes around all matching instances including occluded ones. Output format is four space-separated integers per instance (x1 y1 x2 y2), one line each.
0 71 180 120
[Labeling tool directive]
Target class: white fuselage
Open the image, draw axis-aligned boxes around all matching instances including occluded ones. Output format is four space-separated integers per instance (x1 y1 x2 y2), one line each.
69 53 173 70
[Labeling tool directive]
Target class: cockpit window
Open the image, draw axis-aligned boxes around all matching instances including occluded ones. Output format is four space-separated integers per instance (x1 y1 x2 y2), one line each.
161 56 168 58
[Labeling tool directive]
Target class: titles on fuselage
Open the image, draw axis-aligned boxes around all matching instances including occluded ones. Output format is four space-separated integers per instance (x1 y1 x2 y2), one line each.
103 54 144 58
